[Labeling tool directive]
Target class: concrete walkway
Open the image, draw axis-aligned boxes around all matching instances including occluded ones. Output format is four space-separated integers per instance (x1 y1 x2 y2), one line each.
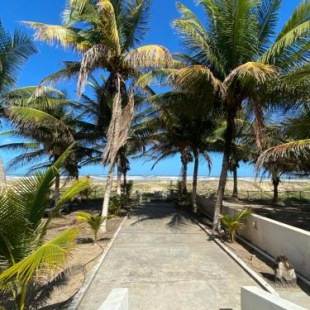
77 202 259 310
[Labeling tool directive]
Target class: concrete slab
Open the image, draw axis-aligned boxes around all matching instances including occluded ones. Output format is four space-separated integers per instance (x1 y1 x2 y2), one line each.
77 203 258 310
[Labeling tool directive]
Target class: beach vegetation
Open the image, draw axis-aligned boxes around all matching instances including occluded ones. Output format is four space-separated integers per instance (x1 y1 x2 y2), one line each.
25 0 172 226
75 211 106 243
171 0 309 231
221 208 252 243
0 149 90 309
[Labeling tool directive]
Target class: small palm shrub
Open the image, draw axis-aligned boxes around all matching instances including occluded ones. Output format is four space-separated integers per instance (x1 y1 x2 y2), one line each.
75 211 106 242
220 208 252 243
109 195 126 215
0 149 90 309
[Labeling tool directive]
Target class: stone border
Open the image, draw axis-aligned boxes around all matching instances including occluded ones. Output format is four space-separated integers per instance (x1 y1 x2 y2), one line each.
194 219 279 296
68 215 128 310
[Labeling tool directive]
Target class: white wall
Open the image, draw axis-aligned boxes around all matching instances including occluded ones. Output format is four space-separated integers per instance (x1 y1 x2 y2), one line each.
197 196 310 280
241 286 307 310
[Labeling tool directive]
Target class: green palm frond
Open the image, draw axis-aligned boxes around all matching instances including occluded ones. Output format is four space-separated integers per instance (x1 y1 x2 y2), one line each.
122 0 152 50
62 0 99 26
39 61 81 87
260 1 310 64
0 23 37 94
173 3 224 74
5 107 74 138
39 177 90 241
257 139 310 168
75 211 106 242
0 227 79 291
97 0 121 53
257 0 282 53
136 69 175 88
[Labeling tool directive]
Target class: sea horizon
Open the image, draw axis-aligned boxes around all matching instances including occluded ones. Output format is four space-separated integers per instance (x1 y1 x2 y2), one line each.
5 174 309 182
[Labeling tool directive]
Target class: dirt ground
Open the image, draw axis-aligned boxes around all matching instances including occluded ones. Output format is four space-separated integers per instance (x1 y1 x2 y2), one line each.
29 197 126 310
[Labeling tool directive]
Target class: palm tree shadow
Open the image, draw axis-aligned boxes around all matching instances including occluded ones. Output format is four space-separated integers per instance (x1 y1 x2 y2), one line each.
130 202 196 230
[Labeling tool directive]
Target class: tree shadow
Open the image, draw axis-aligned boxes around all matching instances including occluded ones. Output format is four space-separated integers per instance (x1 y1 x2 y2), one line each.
129 202 197 230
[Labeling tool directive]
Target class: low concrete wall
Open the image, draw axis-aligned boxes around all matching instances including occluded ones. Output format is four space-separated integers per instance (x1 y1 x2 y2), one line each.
197 196 310 280
98 288 128 310
241 286 307 310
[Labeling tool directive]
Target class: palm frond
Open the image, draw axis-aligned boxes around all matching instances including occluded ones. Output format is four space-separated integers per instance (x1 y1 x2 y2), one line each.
173 3 224 74
23 22 89 52
170 65 222 95
256 139 310 168
122 0 152 49
125 45 172 69
0 227 79 291
97 0 121 53
256 0 282 53
260 1 310 64
224 62 277 87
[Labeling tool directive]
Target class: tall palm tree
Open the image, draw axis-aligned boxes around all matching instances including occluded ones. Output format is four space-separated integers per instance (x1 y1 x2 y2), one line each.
25 0 172 222
147 92 216 212
171 0 309 231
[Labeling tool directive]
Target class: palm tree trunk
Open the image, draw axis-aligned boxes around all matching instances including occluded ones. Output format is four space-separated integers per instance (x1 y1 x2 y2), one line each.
54 174 60 207
116 158 122 197
232 165 238 199
272 169 280 204
192 149 199 213
123 170 128 197
213 108 236 233
101 163 115 232
180 151 188 196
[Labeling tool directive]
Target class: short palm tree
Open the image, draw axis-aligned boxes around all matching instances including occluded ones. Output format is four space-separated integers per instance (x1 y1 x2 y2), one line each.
75 211 107 243
221 208 252 243
171 0 309 231
0 149 90 310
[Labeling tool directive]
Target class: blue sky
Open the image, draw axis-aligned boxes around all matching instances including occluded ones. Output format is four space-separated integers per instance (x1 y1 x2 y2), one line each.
0 0 301 176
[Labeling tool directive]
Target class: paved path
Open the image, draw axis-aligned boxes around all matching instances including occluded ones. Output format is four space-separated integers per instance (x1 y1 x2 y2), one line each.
77 202 258 310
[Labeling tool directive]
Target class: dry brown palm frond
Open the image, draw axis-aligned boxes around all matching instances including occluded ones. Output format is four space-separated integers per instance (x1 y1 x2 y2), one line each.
125 45 173 69
256 139 310 168
102 76 122 165
78 44 112 95
251 98 265 151
117 90 135 150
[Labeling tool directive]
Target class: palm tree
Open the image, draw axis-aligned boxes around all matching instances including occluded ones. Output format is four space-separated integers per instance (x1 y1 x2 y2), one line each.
1 86 97 204
171 0 309 231
0 150 89 310
25 0 172 223
257 110 310 201
147 93 216 212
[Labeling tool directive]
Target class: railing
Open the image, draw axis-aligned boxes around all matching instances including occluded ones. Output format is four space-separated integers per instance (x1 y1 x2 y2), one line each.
205 189 310 203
